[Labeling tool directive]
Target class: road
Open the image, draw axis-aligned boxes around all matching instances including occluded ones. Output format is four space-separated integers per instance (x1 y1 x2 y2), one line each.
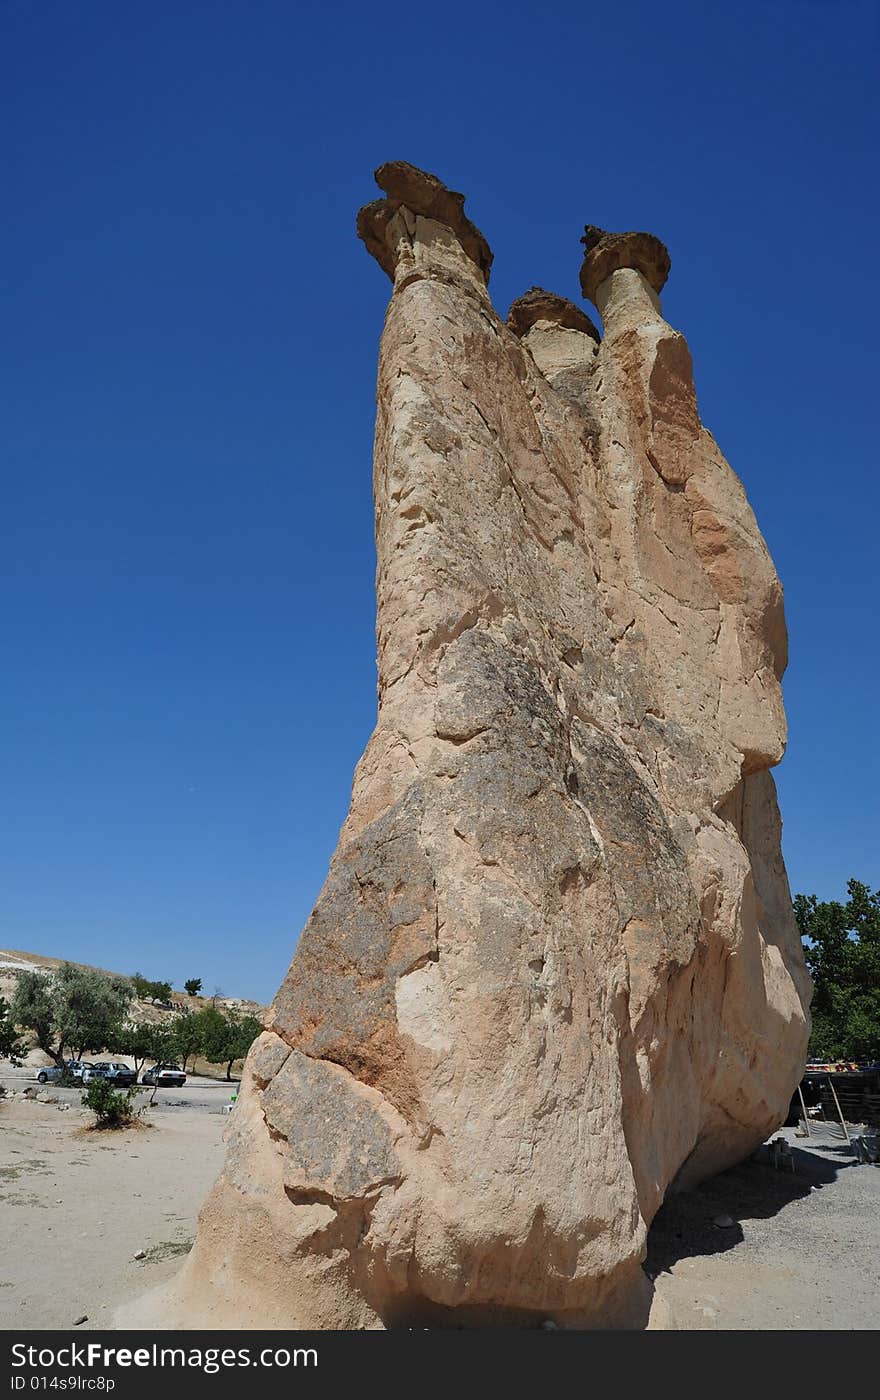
0 1067 239 1115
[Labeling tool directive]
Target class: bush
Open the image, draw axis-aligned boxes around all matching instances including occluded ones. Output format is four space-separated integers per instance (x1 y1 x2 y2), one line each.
82 1077 136 1128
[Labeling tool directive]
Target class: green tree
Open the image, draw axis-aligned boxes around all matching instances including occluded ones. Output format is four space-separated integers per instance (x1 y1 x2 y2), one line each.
190 1006 228 1066
184 978 202 997
130 973 173 1004
170 1012 202 1072
191 1006 262 1080
9 971 55 1060
0 996 25 1065
220 1012 263 1081
795 879 880 1062
109 1021 174 1076
11 964 133 1065
143 1023 175 1067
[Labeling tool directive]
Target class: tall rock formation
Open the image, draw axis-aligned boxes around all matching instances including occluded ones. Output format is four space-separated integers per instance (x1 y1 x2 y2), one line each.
133 163 810 1329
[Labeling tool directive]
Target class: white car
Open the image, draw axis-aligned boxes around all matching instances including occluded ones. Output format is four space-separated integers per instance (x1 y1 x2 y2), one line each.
36 1060 93 1084
141 1063 187 1088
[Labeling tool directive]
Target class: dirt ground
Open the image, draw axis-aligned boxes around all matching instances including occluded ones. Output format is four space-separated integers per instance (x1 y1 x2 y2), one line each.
1 1103 877 1331
0 1098 226 1331
649 1125 880 1329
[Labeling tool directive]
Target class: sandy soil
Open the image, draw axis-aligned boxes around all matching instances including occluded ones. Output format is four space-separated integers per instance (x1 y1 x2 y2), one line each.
1 1103 877 1331
0 1098 226 1331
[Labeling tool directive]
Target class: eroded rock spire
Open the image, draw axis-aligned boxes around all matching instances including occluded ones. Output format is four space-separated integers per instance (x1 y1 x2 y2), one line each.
357 160 493 284
124 164 809 1332
579 223 671 301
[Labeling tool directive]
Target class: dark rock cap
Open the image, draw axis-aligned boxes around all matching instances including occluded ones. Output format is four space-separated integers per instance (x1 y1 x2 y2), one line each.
357 161 493 284
507 287 601 343
579 225 671 304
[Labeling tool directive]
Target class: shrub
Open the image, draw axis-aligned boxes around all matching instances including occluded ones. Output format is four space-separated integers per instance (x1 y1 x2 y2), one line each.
82 1077 136 1128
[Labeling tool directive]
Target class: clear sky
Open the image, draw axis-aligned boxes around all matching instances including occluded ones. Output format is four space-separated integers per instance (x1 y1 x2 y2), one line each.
2 1 877 1003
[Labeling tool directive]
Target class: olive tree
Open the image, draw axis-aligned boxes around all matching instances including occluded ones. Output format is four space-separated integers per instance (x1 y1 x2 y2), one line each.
0 996 25 1066
109 1021 174 1076
11 964 133 1065
189 1006 263 1080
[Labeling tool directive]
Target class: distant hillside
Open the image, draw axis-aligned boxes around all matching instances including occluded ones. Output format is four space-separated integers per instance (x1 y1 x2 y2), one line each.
0 947 268 1027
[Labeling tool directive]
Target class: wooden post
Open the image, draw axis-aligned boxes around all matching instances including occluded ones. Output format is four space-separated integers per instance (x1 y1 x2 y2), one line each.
827 1075 851 1145
797 1082 811 1137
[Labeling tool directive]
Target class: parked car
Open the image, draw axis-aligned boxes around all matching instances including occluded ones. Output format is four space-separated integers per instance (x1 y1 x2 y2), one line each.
141 1063 187 1088
81 1061 137 1087
36 1060 93 1084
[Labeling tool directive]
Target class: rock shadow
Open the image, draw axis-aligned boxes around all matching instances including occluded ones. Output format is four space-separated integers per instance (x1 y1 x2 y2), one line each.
644 1137 856 1278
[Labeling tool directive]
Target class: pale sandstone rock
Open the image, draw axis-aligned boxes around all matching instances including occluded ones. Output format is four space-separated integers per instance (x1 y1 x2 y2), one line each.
508 289 600 409
124 167 810 1330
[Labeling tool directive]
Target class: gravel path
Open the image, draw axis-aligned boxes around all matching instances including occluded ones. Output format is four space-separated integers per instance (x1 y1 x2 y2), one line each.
648 1126 880 1328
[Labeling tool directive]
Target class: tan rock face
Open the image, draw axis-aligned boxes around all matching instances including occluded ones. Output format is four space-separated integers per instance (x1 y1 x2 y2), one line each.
146 166 810 1330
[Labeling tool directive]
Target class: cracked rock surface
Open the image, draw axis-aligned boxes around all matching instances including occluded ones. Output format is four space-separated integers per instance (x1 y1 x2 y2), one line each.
135 163 810 1330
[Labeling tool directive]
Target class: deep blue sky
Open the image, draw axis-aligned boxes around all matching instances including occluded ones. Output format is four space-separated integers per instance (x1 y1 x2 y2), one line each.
2 2 877 1002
